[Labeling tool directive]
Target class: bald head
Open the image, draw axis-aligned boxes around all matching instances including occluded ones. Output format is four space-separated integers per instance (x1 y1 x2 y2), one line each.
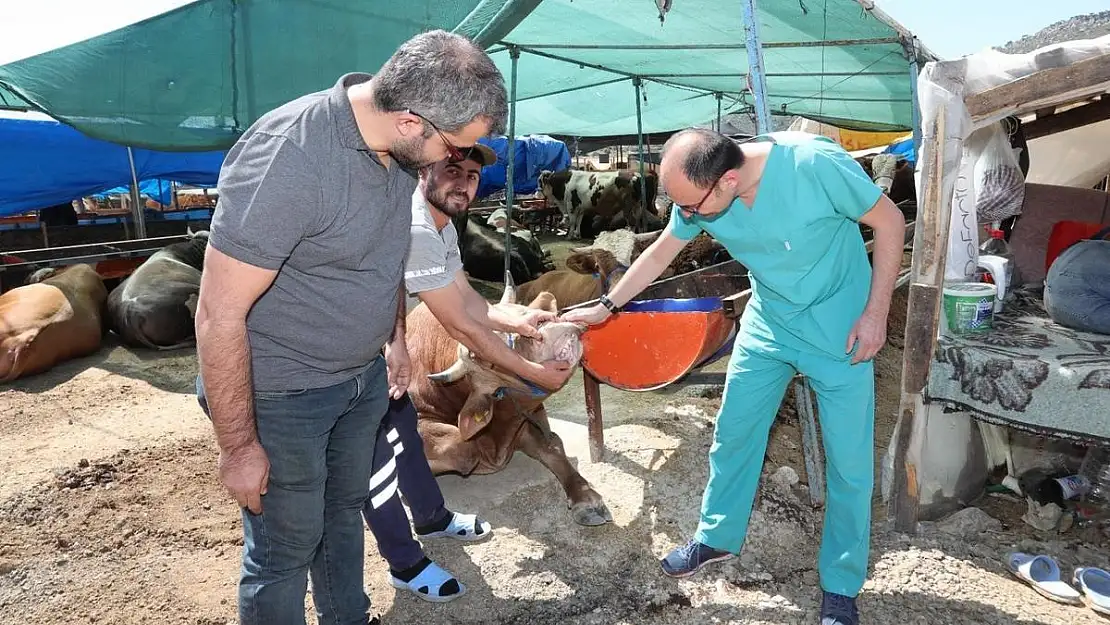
660 128 745 189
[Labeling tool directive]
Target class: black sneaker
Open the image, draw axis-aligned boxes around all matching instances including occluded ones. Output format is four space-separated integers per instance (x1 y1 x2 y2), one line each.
820 591 859 625
659 539 735 578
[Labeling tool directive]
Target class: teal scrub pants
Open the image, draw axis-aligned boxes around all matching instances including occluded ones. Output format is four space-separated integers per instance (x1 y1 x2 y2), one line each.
693 314 875 597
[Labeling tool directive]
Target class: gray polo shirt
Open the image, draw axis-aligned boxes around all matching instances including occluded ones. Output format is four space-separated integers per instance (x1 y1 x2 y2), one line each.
403 187 464 310
210 73 417 392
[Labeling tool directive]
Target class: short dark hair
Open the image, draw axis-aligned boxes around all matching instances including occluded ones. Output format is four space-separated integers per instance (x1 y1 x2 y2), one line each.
372 30 508 135
662 128 745 188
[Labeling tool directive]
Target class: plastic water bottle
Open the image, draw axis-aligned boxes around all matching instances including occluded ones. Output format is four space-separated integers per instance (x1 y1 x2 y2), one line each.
979 227 1019 287
1080 447 1110 505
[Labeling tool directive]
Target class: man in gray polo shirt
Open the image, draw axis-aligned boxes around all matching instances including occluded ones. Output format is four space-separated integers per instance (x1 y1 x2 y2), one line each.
193 31 509 625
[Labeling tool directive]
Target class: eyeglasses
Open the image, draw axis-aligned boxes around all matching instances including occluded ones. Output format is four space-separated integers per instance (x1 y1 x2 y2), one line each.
674 173 723 216
406 109 464 162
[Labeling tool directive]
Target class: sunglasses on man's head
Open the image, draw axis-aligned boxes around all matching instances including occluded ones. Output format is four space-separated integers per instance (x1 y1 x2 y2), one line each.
406 109 464 162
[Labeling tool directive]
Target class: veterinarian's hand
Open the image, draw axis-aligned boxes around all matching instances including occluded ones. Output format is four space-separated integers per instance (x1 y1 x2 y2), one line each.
514 309 556 340
219 441 269 515
528 359 575 391
384 339 411 399
846 309 887 364
560 303 610 326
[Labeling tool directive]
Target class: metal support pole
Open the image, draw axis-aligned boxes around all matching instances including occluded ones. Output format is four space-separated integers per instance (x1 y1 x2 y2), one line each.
503 46 520 283
908 39 923 158
716 93 723 132
126 147 147 239
634 77 648 232
740 0 773 134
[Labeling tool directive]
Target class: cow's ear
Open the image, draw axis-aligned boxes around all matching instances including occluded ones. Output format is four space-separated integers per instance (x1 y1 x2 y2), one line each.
564 252 596 275
458 393 495 441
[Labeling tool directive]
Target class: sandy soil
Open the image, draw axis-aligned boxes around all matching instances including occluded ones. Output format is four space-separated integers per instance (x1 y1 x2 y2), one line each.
2 271 1108 624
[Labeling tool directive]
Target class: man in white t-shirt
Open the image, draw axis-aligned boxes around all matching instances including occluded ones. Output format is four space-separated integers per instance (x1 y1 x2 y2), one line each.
361 145 572 603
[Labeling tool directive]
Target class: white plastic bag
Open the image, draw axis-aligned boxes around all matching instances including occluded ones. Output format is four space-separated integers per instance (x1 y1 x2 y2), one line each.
973 122 1026 223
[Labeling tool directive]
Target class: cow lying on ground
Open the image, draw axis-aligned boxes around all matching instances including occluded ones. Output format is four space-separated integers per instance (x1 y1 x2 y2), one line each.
516 249 627 310
406 285 611 526
107 230 208 349
0 264 107 382
452 213 550 284
580 207 664 239
538 168 657 239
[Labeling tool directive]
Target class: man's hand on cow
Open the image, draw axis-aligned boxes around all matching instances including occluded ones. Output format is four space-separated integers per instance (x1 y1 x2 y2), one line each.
529 359 575 391
559 303 610 326
514 308 556 340
846 309 887 364
219 441 270 515
384 339 411 399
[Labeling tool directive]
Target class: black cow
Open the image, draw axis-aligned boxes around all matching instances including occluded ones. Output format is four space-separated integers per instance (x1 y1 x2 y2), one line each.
106 229 208 349
451 214 550 284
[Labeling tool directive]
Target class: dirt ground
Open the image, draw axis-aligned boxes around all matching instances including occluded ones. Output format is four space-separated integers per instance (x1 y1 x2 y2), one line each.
2 261 1109 624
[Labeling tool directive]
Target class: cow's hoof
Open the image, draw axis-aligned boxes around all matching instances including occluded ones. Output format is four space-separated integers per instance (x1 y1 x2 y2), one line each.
570 500 613 526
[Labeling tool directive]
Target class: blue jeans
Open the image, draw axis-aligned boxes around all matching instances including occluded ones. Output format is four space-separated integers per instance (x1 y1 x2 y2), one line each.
1045 239 1110 335
196 356 387 625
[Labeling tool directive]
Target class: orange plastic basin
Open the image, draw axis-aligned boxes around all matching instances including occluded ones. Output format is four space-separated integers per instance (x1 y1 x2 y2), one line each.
580 297 737 391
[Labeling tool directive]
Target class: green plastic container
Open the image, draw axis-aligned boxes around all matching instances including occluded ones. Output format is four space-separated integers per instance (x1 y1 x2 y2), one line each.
942 282 997 335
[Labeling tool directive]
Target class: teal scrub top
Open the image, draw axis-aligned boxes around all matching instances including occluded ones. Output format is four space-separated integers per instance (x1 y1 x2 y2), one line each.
669 132 883 359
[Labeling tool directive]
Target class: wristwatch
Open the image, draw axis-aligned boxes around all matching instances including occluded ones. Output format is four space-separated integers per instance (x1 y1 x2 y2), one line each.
599 294 621 314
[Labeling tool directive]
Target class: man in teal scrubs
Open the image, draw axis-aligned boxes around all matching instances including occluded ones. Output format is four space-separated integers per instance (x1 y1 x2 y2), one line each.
562 128 905 625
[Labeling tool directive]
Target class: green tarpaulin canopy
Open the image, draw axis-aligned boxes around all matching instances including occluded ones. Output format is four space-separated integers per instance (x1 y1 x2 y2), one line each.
0 0 932 151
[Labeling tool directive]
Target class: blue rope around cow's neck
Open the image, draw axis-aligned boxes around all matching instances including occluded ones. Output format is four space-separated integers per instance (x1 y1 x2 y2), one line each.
593 264 629 293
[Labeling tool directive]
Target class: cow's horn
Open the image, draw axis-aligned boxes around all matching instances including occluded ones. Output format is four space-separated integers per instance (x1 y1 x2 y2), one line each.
500 270 517 305
427 358 468 384
633 231 660 244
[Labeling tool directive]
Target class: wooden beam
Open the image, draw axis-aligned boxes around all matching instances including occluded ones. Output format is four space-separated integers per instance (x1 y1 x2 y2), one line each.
892 78 957 533
967 53 1110 120
1023 96 1110 140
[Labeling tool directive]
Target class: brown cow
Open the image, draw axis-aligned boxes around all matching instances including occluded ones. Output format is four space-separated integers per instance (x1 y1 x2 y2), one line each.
516 249 627 311
406 285 612 526
0 264 108 382
576 230 731 280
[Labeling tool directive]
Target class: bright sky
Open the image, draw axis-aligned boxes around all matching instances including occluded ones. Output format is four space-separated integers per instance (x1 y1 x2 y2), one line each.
875 0 1110 59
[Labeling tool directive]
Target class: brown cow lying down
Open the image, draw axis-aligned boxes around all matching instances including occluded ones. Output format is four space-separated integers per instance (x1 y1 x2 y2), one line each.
515 249 627 311
406 286 612 526
0 264 107 382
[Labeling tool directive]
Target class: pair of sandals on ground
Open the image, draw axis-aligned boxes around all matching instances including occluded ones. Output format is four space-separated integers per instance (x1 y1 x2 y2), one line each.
1008 552 1110 616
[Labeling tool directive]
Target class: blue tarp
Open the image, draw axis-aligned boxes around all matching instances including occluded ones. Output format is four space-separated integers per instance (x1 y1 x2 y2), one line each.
882 136 917 164
0 115 226 217
476 134 570 199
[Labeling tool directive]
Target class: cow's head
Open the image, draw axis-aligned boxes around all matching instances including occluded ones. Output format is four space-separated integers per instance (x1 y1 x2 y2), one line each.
537 170 554 190
564 248 626 289
427 287 586 440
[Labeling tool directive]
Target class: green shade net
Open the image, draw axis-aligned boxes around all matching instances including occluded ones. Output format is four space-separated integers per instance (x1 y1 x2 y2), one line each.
0 0 536 151
493 0 918 137
0 0 921 150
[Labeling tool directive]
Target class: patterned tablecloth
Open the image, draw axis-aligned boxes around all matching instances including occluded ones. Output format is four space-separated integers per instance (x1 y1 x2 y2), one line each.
926 286 1110 443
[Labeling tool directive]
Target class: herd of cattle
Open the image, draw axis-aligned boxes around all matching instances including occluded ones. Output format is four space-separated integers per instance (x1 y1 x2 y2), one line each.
0 154 913 526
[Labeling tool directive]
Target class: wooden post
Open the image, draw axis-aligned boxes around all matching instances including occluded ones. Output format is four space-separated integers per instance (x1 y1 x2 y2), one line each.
583 371 605 462
891 64 961 533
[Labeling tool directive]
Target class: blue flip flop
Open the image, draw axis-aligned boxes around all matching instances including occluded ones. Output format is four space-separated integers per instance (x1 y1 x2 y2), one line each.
389 561 467 603
1074 567 1110 616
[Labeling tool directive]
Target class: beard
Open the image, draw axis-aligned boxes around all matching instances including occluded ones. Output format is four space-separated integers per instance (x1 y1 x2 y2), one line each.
389 135 434 170
425 182 472 216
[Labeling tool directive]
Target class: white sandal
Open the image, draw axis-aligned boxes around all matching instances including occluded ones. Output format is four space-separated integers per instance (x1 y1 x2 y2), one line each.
1074 567 1110 616
1006 552 1082 605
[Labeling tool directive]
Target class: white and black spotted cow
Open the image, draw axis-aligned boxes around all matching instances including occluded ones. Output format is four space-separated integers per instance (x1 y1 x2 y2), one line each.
537 169 657 239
